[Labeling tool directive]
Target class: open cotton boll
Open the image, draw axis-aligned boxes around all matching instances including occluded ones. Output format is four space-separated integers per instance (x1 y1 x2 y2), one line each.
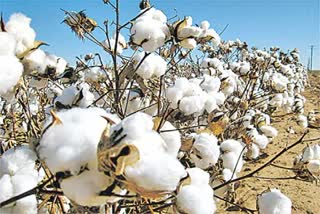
220 139 244 154
190 133 220 169
159 121 181 156
133 52 167 79
0 32 17 55
258 189 292 214
176 185 216 214
124 152 186 194
221 152 244 173
45 54 67 76
60 169 114 206
252 134 269 149
0 55 23 96
201 75 221 93
178 26 203 40
239 61 250 75
186 168 210 186
259 125 278 138
166 87 184 108
131 15 169 52
307 160 320 174
22 49 47 74
5 13 36 53
38 107 109 174
205 96 218 113
0 145 37 177
297 114 308 129
179 95 206 115
84 67 106 83
301 146 314 162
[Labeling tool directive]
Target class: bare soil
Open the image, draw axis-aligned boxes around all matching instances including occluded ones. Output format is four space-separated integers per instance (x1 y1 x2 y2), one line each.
218 72 320 213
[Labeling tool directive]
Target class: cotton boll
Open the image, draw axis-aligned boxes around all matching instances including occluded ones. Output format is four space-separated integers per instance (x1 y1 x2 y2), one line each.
85 67 106 83
159 121 181 156
302 146 314 162
212 92 226 106
180 38 197 49
258 189 292 214
312 144 320 159
0 174 13 204
176 184 216 214
166 87 184 108
297 114 308 129
259 125 278 138
205 96 218 113
131 17 169 52
220 139 244 154
252 134 269 149
239 61 250 75
22 49 47 74
190 133 220 169
5 13 36 53
178 26 202 40
45 54 67 76
186 168 210 186
38 108 109 174
251 143 260 159
0 55 23 96
179 95 205 115
307 160 320 174
0 32 17 56
54 86 78 107
221 152 243 173
133 52 167 79
124 152 186 194
60 170 114 206
0 145 37 177
201 75 221 93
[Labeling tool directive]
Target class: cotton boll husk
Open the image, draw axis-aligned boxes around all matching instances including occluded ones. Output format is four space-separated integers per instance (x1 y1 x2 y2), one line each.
0 32 17 56
38 108 109 174
0 145 37 177
0 55 23 96
60 170 114 206
5 13 36 53
159 121 181 156
124 152 186 193
190 133 220 169
176 185 216 214
258 189 292 214
259 125 278 138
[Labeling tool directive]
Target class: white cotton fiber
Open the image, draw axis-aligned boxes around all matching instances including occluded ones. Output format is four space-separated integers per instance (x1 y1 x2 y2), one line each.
258 189 291 214
0 32 17 56
0 55 23 96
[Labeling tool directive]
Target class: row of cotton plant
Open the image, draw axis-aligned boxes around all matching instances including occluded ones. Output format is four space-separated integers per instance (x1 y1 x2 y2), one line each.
0 0 314 213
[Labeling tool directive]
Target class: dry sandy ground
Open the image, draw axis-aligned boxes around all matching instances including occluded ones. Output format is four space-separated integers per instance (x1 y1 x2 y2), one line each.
218 72 320 213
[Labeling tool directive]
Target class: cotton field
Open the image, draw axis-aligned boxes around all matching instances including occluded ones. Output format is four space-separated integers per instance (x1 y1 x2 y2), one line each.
0 0 319 214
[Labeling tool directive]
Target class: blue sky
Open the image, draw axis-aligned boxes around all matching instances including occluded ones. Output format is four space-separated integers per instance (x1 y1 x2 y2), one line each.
1 0 319 69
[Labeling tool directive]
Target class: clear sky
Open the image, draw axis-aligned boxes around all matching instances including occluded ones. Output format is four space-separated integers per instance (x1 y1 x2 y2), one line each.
1 0 319 69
